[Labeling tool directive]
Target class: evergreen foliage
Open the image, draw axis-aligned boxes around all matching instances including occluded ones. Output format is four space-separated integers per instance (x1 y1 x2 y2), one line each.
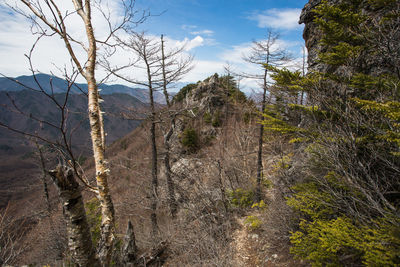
262 0 400 265
220 75 247 103
173 83 197 103
180 127 199 152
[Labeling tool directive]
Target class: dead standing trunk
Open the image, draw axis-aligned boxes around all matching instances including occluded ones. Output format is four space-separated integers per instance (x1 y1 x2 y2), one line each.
144 49 159 240
256 68 268 202
161 35 178 218
49 165 100 267
163 123 178 217
150 111 159 239
242 31 289 202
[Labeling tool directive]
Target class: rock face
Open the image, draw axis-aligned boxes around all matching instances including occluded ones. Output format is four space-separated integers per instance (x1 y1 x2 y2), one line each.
299 0 400 77
183 74 226 112
299 0 324 72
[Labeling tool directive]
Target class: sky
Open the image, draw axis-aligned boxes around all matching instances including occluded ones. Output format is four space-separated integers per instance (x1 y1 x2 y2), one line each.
0 0 309 92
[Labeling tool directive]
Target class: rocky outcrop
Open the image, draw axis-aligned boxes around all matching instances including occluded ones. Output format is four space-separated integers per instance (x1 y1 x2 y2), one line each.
299 0 400 78
183 74 226 112
299 0 324 72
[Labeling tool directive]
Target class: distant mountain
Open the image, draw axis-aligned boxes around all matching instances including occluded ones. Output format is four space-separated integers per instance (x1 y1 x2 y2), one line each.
0 90 148 146
0 89 151 208
0 73 169 104
0 74 180 209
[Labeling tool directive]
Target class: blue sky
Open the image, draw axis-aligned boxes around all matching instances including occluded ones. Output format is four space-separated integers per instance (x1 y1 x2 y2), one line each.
0 0 309 91
135 0 307 57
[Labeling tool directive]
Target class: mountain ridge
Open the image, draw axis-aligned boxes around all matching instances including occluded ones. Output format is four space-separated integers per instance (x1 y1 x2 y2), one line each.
0 73 168 104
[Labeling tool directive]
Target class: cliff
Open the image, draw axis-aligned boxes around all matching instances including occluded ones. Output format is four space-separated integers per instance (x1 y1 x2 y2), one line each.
300 0 400 77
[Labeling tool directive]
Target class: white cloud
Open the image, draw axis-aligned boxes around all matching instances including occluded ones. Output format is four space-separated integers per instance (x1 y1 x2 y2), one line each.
175 35 204 51
216 38 306 93
182 59 224 83
0 0 128 81
0 2 305 96
251 8 302 30
220 43 252 64
0 1 206 84
190 29 214 36
181 24 197 30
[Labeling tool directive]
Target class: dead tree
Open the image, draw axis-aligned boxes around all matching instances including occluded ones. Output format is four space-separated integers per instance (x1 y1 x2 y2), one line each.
3 0 142 265
49 165 100 267
242 30 291 202
105 32 162 240
159 34 193 218
104 31 192 233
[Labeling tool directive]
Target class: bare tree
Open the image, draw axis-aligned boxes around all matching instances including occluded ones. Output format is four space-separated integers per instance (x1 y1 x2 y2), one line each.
105 32 192 234
242 30 291 202
3 0 143 265
105 32 162 240
159 34 193 218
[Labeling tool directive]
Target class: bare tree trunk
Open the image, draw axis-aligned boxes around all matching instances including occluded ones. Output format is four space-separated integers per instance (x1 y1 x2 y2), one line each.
150 115 159 239
87 74 115 265
144 52 159 240
163 123 178 217
161 35 178 218
49 165 100 267
76 2 115 263
256 70 268 202
217 160 228 212
241 31 290 202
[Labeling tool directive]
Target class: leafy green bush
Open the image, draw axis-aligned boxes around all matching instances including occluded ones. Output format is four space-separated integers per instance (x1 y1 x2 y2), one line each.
244 215 262 231
227 188 254 208
272 153 293 173
180 128 199 152
251 200 268 212
290 217 362 266
286 181 336 220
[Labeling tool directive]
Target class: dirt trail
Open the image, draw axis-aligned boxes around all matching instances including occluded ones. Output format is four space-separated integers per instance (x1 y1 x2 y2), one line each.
232 215 277 267
233 216 252 266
